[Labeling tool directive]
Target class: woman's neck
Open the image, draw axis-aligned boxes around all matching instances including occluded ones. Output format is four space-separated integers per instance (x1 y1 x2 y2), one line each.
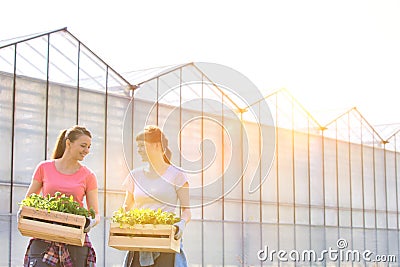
55 156 81 174
146 157 169 177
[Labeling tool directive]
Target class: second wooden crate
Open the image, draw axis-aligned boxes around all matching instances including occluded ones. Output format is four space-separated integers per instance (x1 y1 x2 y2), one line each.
108 222 180 253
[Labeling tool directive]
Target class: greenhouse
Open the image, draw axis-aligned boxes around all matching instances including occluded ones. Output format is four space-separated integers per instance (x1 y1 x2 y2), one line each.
1 28 399 266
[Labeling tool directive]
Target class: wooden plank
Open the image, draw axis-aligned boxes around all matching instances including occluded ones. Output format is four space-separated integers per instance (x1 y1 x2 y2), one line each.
108 223 180 253
109 223 172 235
19 206 86 225
18 206 86 246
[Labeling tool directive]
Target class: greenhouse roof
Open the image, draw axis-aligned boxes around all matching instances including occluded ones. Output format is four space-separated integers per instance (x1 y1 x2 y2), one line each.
1 27 400 148
0 27 133 95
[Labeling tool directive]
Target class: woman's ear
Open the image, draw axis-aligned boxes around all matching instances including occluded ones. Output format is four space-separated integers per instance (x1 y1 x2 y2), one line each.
65 138 71 149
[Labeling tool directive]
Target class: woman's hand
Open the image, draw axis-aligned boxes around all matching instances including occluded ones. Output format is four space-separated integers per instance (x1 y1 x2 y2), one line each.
84 217 97 233
86 189 100 229
173 219 186 240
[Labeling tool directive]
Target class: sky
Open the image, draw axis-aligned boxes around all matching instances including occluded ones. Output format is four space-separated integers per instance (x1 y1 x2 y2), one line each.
2 0 400 127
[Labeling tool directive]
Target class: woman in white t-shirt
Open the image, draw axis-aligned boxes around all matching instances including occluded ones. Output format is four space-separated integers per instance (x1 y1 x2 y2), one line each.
122 125 191 267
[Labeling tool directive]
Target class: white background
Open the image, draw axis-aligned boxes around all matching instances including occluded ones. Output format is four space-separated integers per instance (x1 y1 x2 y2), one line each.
2 0 400 125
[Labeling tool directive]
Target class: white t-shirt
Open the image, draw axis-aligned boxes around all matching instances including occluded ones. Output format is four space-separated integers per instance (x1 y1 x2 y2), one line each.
123 165 188 213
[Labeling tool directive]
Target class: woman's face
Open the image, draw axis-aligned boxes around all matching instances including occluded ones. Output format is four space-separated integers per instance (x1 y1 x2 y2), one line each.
137 140 159 162
67 134 91 161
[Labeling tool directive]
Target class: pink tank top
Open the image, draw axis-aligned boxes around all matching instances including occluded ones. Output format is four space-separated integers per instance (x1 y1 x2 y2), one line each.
33 160 98 206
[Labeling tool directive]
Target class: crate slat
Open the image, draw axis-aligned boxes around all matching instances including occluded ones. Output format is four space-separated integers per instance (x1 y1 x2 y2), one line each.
108 222 180 253
18 206 86 246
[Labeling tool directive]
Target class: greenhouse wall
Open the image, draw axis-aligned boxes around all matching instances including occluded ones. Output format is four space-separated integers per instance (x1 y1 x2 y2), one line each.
1 72 399 266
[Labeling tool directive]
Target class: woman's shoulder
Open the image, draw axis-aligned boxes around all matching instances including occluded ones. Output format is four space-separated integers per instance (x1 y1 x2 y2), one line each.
36 159 54 168
130 166 146 176
165 165 188 184
79 164 96 176
167 165 185 176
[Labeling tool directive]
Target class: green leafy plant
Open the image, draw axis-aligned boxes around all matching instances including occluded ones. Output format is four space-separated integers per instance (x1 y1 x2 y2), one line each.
111 207 181 226
19 192 95 218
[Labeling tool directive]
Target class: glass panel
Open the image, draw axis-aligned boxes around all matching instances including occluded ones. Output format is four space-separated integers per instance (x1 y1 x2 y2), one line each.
262 203 278 224
48 31 79 85
204 199 222 221
190 203 202 220
105 95 131 192
12 185 27 212
78 46 106 91
78 89 106 189
262 159 277 203
13 75 46 183
224 200 242 222
204 221 223 266
364 211 375 228
325 227 340 266
244 202 260 222
134 76 157 103
398 149 400 221
337 140 351 209
324 137 338 208
376 211 387 229
279 224 295 251
244 223 261 266
0 72 13 183
0 215 11 266
363 146 375 210
310 207 324 226
280 205 294 224
277 128 294 204
310 134 323 209
104 217 126 265
0 45 15 73
364 228 377 256
260 224 278 264
352 210 363 228
224 222 242 266
0 185 11 213
385 151 397 213
87 218 105 266
201 115 223 203
325 208 338 226
295 225 311 252
387 213 397 229
15 36 48 80
374 149 386 211
352 227 365 255
184 220 203 266
376 229 389 256
339 209 351 227
350 143 363 210
104 192 124 218
47 82 77 157
11 211 32 267
224 117 243 200
243 121 262 201
388 229 399 259
295 131 310 206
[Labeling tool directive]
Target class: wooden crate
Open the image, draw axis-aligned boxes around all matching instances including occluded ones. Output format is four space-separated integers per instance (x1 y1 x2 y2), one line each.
108 222 180 253
18 206 86 246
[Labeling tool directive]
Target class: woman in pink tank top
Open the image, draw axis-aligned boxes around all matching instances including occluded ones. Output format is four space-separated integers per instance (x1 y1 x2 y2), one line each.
20 125 100 267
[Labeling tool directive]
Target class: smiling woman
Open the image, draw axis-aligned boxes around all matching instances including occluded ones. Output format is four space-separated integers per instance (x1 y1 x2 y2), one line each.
20 125 100 267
